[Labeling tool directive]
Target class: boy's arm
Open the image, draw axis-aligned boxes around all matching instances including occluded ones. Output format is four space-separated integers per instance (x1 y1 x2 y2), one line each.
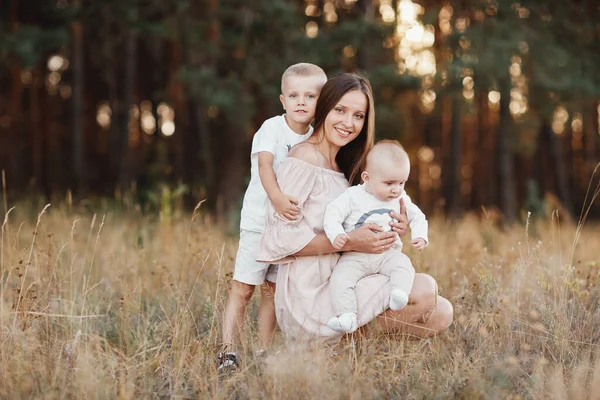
323 191 353 245
258 152 299 220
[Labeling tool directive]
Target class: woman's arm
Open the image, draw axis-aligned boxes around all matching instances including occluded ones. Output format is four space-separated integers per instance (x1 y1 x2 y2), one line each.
293 223 398 257
293 233 337 256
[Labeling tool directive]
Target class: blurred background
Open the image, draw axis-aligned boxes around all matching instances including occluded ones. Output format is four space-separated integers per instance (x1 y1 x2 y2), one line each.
1 0 599 223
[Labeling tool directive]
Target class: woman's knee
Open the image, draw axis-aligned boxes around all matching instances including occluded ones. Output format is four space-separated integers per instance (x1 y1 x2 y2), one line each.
431 296 454 333
411 273 438 305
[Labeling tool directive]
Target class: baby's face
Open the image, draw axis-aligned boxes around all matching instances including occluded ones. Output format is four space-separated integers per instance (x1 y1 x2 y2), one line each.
365 159 410 202
279 75 325 128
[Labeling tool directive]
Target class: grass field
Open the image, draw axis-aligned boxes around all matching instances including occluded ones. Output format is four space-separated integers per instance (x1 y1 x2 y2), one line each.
1 200 600 399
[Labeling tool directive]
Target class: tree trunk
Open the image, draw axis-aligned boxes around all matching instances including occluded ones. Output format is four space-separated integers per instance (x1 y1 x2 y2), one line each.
443 94 462 218
216 123 246 221
534 119 551 195
472 90 487 209
356 0 375 72
584 101 597 179
548 121 574 216
195 105 216 204
167 41 187 184
497 80 516 223
7 0 23 187
31 68 44 194
181 0 217 206
8 0 21 126
44 77 60 198
29 65 51 201
107 62 121 187
103 4 122 188
118 21 137 192
71 16 85 194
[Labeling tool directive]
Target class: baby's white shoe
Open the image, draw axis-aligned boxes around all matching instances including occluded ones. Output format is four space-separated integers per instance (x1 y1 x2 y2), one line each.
327 312 358 333
389 289 409 311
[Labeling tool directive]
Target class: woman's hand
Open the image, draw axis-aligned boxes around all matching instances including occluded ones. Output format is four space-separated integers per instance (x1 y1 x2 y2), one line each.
389 198 409 237
344 223 397 254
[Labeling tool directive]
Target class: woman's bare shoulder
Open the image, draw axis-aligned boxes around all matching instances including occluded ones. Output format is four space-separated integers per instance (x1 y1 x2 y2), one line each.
288 142 322 166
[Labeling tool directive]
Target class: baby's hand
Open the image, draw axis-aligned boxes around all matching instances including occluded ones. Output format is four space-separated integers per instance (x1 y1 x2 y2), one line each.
333 234 349 250
274 193 300 220
389 198 409 237
411 238 427 250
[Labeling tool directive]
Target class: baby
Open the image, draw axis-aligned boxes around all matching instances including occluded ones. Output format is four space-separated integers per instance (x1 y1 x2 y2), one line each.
323 140 428 333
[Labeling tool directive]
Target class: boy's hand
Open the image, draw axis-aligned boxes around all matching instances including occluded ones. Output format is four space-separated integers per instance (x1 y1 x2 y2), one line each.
411 238 427 250
333 234 349 250
274 193 300 220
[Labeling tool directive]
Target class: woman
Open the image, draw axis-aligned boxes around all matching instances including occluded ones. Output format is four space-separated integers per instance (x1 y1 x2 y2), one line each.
257 73 453 344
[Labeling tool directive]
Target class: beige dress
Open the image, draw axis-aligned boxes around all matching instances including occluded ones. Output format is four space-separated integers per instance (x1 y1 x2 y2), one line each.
257 157 392 345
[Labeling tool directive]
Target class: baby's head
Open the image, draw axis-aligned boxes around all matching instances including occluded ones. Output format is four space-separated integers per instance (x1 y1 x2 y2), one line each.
280 63 327 129
361 140 410 202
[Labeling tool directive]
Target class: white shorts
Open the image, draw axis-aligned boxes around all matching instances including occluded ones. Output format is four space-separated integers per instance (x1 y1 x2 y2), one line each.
233 229 278 285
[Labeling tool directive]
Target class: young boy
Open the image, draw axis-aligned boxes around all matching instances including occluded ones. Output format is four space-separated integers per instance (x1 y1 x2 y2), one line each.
323 140 428 333
219 63 327 371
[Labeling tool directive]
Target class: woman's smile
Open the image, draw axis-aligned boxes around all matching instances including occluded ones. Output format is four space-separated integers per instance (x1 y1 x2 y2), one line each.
334 126 353 138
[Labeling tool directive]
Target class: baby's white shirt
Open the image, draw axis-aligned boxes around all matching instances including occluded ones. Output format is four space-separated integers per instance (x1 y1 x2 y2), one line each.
323 184 428 250
240 115 313 232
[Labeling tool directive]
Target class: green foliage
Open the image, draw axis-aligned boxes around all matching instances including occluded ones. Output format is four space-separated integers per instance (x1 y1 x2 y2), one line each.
369 64 421 92
456 0 600 110
370 65 422 141
0 25 69 68
0 0 73 66
2 0 599 218
525 180 545 218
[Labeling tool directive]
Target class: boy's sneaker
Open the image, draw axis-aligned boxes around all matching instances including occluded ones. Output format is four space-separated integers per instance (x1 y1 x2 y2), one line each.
217 351 238 373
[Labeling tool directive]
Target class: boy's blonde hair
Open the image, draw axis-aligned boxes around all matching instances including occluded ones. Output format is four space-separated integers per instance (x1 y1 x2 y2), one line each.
281 63 327 92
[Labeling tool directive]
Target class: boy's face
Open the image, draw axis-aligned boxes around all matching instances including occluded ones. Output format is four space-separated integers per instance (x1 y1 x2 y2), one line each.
280 75 325 127
362 159 410 202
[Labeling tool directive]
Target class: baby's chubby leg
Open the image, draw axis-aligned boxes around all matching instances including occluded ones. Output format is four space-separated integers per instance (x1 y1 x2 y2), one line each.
328 253 372 333
379 250 415 311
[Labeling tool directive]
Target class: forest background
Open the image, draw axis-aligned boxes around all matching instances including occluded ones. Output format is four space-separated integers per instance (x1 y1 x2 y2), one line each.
1 0 599 225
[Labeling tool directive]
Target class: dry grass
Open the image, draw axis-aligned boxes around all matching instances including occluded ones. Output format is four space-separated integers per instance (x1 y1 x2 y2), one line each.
2 201 600 399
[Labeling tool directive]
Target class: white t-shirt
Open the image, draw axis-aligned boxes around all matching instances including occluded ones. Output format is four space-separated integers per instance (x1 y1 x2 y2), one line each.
240 115 313 232
323 184 428 250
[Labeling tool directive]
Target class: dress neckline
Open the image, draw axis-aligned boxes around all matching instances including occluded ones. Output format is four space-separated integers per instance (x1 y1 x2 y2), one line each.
285 156 347 178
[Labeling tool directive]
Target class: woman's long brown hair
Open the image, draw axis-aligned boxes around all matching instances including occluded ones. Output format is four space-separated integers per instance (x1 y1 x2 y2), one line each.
312 73 375 185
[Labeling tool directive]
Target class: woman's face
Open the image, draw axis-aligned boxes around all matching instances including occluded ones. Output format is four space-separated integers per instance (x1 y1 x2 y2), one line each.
322 89 368 148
